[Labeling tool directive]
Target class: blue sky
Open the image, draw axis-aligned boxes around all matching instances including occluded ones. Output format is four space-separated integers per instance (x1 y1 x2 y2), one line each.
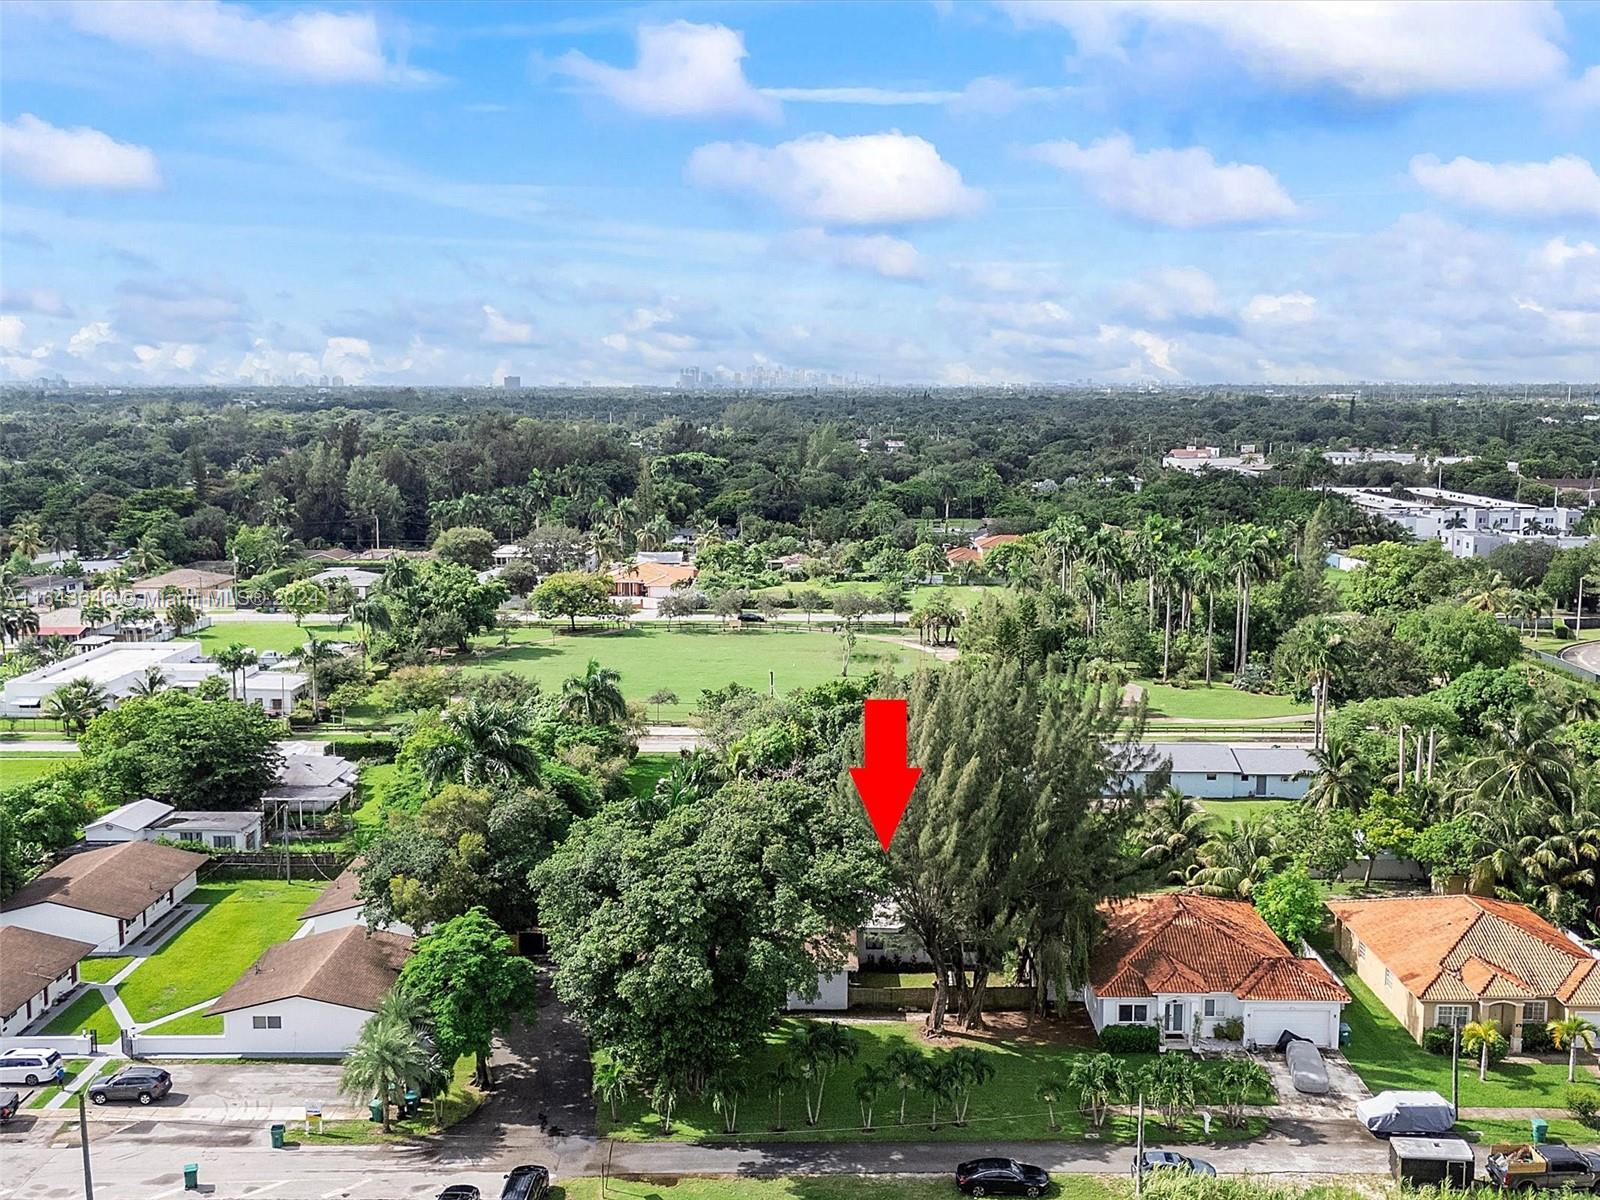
1 0 1597 386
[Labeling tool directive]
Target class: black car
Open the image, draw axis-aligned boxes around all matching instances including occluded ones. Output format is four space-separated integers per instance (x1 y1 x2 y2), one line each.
436 1189 481 1200
1133 1149 1217 1178
88 1068 172 1106
955 1157 1052 1196
499 1165 550 1200
737 611 766 623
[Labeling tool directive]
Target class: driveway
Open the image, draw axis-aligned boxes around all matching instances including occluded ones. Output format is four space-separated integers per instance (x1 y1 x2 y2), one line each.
1261 1046 1370 1120
82 1061 355 1123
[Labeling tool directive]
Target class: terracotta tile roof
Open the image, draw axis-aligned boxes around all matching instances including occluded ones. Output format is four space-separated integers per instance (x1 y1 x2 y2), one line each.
973 534 1023 553
299 861 364 919
132 568 235 590
3 842 207 919
609 562 698 589
0 927 95 1017
1326 895 1600 1004
1091 893 1348 1004
207 926 412 1015
945 547 981 564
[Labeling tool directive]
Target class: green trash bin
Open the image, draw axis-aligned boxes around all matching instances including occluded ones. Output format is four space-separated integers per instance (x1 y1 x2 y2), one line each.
269 1123 285 1149
368 1098 383 1123
1533 1117 1549 1144
182 1163 199 1190
404 1090 420 1117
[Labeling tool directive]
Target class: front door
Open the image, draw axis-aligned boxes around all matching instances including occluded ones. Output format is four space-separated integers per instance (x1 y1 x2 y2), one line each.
1164 1000 1186 1036
1255 773 1268 796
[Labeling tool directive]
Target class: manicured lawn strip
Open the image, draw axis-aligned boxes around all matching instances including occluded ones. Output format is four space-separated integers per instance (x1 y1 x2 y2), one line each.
754 582 998 613
1458 1117 1598 1146
77 957 132 984
1136 682 1311 721
600 1018 1270 1145
286 1055 480 1145
149 1013 224 1035
26 1058 90 1108
1309 932 1573 1108
351 761 397 833
557 1179 1121 1200
0 753 80 785
855 971 937 988
43 989 119 1041
468 627 921 718
625 753 676 799
192 620 351 655
115 880 325 1024
1197 799 1292 829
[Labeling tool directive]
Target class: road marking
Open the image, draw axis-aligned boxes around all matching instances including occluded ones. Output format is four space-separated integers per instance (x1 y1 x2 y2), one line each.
320 1188 350 1198
241 1184 291 1197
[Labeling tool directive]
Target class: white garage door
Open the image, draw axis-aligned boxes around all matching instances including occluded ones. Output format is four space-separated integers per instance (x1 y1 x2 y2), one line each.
1249 1006 1333 1049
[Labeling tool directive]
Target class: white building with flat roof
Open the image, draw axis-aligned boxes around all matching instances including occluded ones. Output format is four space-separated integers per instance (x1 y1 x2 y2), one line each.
1329 486 1588 558
0 641 308 717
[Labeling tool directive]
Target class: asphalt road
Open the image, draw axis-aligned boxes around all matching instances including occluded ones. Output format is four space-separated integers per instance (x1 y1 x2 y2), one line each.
1560 639 1600 677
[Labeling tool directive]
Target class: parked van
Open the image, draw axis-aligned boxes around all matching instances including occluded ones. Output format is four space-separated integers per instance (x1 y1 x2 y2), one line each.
0 1049 63 1088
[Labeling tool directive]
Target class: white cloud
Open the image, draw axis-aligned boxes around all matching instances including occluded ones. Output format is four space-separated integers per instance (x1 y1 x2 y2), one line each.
999 1 1567 99
0 114 160 190
46 0 418 84
0 316 24 353
1410 153 1600 219
1556 66 1600 113
1536 237 1598 271
0 288 72 317
1029 134 1297 227
68 322 116 358
481 304 536 345
687 132 982 226
778 229 923 279
553 22 778 120
1111 267 1229 322
761 86 959 106
322 336 374 381
1242 292 1318 324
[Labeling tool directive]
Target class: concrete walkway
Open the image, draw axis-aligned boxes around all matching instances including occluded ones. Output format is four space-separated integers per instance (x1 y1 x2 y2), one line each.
0 740 78 752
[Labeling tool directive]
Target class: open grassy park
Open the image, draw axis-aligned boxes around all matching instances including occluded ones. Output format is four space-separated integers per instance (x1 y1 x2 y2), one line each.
1135 681 1311 722
0 750 79 786
471 626 925 718
193 619 352 655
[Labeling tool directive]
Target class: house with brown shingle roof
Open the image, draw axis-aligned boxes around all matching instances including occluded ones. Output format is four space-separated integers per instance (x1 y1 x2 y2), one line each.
130 567 235 609
0 841 205 953
297 859 413 937
1327 894 1600 1052
206 926 413 1055
1085 893 1349 1049
0 927 95 1037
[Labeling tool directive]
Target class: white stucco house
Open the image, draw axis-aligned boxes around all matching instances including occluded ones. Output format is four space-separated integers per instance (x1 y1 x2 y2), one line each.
296 860 413 937
1123 742 1314 800
84 799 263 851
1083 893 1349 1050
205 926 413 1056
0 841 205 954
310 567 382 599
0 926 95 1037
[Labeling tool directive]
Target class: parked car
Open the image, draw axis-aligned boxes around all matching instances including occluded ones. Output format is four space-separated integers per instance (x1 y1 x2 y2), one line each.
1486 1144 1600 1191
88 1067 172 1106
1134 1150 1217 1178
436 1188 481 1200
0 1090 19 1123
955 1157 1052 1196
1356 1090 1456 1137
1284 1037 1329 1095
0 1049 63 1088
737 611 766 623
499 1165 550 1200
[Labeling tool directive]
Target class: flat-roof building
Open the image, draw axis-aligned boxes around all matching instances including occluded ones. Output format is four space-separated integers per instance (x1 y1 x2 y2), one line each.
0 641 307 717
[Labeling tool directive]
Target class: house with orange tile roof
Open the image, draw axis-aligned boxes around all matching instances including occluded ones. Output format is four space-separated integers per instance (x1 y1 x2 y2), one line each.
1326 894 1600 1052
608 559 698 607
1085 893 1349 1049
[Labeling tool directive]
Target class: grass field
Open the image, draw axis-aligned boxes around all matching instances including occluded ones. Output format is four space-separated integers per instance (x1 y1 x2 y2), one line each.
625 752 677 799
77 956 132 984
0 751 80 786
855 971 937 988
1197 799 1292 828
1525 632 1600 655
470 626 922 718
1137 682 1311 722
601 1018 1269 1145
351 761 398 833
1309 932 1574 1108
754 582 997 612
192 619 351 655
44 988 118 1040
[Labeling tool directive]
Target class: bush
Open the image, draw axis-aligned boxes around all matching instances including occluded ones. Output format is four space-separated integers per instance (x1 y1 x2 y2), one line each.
1100 1023 1161 1054
1214 1016 1244 1042
1521 1022 1555 1054
1551 618 1575 641
1422 1024 1455 1056
326 735 398 763
1569 1085 1600 1128
1231 663 1270 692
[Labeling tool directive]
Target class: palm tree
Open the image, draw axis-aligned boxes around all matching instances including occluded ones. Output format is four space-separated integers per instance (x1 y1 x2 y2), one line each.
1303 734 1371 814
883 1046 922 1126
166 599 199 633
560 659 627 725
1190 819 1288 899
1468 705 1577 814
1226 523 1280 674
1550 1016 1599 1083
916 1057 957 1131
763 1060 799 1132
45 678 110 735
293 636 338 717
127 666 168 698
0 601 39 660
791 1022 857 1126
1065 1052 1124 1129
854 1064 889 1131
1460 1020 1504 1083
707 1070 747 1135
1460 572 1512 614
591 1057 629 1120
8 518 44 560
1139 787 1209 883
419 698 539 786
1035 1075 1066 1132
340 1014 432 1133
80 600 112 628
1279 614 1345 747
947 1047 995 1126
212 642 257 701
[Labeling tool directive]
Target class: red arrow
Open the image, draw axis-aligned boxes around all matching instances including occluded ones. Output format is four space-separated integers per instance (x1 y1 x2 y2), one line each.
849 698 922 851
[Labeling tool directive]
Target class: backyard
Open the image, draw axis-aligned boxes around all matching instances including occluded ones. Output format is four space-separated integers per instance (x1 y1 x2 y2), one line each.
193 619 354 655
1136 682 1312 722
600 1017 1269 1145
1196 798 1292 828
468 626 924 719
1309 932 1576 1108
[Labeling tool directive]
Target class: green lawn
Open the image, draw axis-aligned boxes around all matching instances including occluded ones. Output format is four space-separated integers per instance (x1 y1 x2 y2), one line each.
77 957 132 984
470 627 922 718
25 1058 91 1109
755 582 998 613
44 988 119 1041
286 1054 481 1145
1137 682 1311 721
351 761 397 833
854 971 937 988
1525 633 1600 655
1310 932 1575 1108
601 1018 1269 1145
192 619 352 655
1458 1116 1599 1145
625 752 677 799
1197 799 1292 829
114 879 325 1026
0 751 80 785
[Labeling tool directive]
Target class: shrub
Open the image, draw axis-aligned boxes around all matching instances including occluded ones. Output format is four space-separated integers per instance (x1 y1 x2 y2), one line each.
326 735 399 762
1520 1022 1556 1054
1231 663 1270 692
1569 1085 1600 1128
1100 1023 1160 1054
1213 1017 1244 1042
1422 1025 1455 1056
1552 618 1574 641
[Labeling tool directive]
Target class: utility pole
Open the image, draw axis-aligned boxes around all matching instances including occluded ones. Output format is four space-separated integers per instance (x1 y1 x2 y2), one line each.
1451 1024 1460 1119
374 513 382 553
1134 1091 1145 1198
78 1090 95 1200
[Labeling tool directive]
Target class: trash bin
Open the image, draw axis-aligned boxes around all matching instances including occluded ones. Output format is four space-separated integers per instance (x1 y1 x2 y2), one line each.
270 1123 285 1148
368 1098 383 1123
404 1090 419 1117
182 1163 199 1190
1533 1118 1549 1144
1339 1023 1352 1047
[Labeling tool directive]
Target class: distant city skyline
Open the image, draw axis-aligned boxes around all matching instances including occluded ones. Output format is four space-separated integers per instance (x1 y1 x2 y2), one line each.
1 1 1598 387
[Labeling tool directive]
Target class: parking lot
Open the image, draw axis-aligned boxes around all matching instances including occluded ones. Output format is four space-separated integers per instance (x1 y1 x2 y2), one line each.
76 1060 356 1122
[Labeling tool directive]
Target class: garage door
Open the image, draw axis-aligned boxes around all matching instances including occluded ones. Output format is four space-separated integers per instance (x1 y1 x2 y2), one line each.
1249 1006 1332 1048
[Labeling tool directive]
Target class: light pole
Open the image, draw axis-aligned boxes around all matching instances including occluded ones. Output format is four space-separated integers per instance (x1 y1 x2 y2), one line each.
78 1089 95 1200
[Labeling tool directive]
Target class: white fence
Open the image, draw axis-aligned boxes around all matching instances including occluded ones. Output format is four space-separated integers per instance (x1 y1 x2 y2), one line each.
0 1033 96 1056
128 1033 232 1056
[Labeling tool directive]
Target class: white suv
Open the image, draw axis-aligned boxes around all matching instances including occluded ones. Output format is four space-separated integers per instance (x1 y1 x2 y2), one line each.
0 1048 64 1087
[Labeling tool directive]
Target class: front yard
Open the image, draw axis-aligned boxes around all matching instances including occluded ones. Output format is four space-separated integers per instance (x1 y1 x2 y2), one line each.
1310 933 1576 1109
600 1018 1270 1145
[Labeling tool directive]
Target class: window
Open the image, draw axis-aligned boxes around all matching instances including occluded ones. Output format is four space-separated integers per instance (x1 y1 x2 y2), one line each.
1436 1005 1471 1029
213 835 235 850
252 1015 283 1030
1239 775 1251 784
1384 969 1393 988
1117 1003 1149 1023
1522 1001 1548 1023
1204 773 1218 781
1203 999 1218 1017
1356 942 1366 959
